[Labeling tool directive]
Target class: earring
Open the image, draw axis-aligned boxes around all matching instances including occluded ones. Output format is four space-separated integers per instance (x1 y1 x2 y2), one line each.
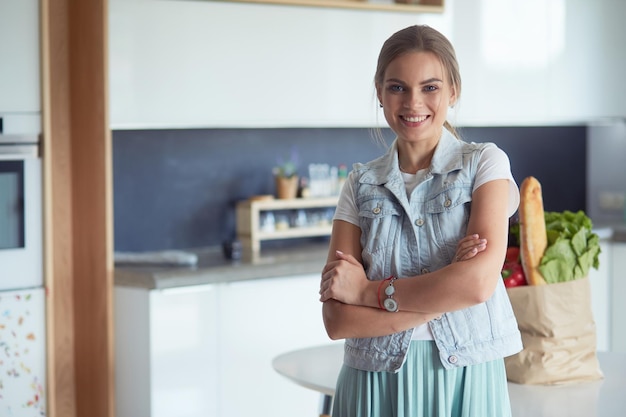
379 102 383 108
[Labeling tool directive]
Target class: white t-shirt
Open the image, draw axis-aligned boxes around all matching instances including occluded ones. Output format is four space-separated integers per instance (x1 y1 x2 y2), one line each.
334 145 519 340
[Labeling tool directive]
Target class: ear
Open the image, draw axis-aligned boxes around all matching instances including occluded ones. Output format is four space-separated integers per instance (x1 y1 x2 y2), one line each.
449 86 457 107
376 85 383 106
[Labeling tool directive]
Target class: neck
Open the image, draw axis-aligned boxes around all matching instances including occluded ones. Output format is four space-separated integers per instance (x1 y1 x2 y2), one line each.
398 155 432 174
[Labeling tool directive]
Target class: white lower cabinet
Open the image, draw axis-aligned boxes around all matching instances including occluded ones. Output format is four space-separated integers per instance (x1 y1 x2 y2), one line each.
115 274 335 417
115 285 220 417
150 286 221 417
611 243 626 353
588 240 612 351
217 275 333 417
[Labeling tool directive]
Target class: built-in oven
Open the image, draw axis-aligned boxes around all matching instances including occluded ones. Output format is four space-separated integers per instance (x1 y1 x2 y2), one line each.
0 134 42 289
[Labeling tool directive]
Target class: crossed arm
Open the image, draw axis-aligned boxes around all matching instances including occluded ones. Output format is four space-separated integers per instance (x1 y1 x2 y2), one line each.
319 179 510 340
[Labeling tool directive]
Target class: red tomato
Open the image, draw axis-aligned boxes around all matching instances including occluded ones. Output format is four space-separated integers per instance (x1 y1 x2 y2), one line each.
502 261 527 288
505 246 521 263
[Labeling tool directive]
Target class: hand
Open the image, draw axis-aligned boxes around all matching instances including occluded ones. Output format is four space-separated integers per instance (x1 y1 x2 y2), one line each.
454 234 487 263
319 250 369 305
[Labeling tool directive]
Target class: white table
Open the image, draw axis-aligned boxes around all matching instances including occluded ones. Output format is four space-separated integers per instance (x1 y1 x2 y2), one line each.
273 344 626 417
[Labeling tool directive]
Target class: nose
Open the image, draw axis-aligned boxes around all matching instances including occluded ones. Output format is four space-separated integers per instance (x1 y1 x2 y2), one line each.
403 89 423 108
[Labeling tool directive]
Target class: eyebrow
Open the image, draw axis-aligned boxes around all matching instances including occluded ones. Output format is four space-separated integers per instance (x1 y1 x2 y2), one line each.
385 77 443 85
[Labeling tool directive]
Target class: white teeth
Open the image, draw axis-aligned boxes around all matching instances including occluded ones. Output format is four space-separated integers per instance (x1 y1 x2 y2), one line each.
403 115 427 123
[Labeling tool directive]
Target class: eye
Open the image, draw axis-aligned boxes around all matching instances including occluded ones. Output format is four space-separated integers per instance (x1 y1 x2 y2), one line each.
423 85 439 92
388 84 405 93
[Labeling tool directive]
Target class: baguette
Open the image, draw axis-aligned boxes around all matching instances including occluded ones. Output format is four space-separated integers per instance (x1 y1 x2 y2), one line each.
519 176 547 285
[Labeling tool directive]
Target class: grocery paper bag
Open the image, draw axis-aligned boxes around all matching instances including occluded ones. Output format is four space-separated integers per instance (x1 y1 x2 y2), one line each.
504 277 604 385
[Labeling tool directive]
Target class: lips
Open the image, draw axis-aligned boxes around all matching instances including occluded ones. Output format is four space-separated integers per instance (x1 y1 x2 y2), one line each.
401 115 428 123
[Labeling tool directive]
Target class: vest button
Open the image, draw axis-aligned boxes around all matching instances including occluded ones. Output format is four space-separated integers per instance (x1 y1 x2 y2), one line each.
444 198 452 208
372 207 381 215
448 355 458 364
415 218 424 226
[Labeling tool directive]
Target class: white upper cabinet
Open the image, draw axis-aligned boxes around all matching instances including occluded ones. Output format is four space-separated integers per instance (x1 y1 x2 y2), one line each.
108 0 626 129
0 0 40 120
451 0 626 126
108 0 448 129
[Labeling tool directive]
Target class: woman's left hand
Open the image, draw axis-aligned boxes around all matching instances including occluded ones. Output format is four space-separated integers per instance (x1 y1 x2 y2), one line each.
454 234 487 263
319 250 369 305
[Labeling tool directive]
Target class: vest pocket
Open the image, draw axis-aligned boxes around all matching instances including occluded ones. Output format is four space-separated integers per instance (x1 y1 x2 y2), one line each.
425 186 472 260
425 186 472 213
358 197 402 258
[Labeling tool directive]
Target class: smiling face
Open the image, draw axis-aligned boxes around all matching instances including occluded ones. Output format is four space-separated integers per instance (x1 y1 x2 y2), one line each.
377 51 456 146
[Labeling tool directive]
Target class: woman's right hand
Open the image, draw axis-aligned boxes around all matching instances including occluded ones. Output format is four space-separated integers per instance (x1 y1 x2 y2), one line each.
320 250 370 305
454 234 487 263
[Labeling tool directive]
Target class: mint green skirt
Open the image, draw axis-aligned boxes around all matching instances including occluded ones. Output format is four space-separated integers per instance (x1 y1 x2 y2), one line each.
331 341 512 417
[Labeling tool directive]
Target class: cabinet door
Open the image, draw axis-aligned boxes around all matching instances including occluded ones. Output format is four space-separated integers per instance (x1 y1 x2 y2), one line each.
218 275 334 417
115 287 154 417
612 243 626 353
108 0 433 128
0 0 40 114
150 286 220 417
588 240 611 351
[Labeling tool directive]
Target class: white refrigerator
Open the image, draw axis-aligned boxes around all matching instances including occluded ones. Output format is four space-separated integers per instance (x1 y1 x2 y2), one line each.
0 135 46 416
0 287 46 416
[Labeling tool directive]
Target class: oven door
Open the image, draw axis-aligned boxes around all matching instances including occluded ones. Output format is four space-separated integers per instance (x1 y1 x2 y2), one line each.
0 144 42 290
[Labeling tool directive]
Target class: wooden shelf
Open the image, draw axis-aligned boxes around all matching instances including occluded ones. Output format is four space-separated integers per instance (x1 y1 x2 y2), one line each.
236 197 338 259
257 225 333 240
210 0 444 13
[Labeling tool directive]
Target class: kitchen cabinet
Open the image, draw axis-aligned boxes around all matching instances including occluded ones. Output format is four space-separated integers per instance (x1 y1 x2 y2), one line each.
611 243 626 353
115 274 334 417
109 0 625 129
588 239 611 351
452 0 626 125
0 0 40 124
108 0 449 129
115 285 220 417
215 0 444 13
217 275 334 417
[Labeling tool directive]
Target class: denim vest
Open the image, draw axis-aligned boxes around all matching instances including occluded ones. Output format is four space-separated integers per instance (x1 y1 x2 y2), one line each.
343 130 523 373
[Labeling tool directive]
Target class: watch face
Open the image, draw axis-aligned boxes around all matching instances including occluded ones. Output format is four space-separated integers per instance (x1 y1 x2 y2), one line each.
384 284 395 297
383 298 398 312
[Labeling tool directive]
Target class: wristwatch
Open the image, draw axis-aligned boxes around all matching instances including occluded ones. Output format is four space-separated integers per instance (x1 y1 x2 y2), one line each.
383 277 399 312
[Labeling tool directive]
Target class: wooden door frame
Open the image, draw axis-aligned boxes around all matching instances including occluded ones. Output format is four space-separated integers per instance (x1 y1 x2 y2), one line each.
41 1 114 416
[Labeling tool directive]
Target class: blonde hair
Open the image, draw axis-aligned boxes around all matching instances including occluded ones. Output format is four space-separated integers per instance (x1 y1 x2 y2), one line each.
372 25 461 142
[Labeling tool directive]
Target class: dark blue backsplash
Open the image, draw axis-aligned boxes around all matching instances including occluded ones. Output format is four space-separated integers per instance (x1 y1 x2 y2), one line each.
113 126 586 252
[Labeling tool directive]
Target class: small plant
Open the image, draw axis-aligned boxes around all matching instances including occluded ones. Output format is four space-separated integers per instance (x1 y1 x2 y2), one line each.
273 147 299 178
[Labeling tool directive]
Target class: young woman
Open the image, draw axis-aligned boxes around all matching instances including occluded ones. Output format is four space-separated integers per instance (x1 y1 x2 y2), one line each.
319 25 522 417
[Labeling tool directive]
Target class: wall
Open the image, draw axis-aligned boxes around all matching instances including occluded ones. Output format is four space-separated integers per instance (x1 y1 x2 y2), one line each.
113 127 388 251
113 125 586 252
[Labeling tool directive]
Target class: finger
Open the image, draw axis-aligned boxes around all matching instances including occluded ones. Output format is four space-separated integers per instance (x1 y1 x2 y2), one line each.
455 248 473 262
455 235 477 253
321 261 338 275
458 234 479 246
319 283 333 302
335 250 361 267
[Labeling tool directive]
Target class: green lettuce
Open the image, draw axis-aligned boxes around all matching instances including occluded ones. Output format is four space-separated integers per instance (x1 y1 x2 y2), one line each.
538 210 601 283
509 210 601 284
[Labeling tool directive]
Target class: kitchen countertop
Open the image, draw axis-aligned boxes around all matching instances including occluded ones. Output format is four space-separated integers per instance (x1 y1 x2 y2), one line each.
114 224 625 291
598 223 626 242
114 243 329 290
